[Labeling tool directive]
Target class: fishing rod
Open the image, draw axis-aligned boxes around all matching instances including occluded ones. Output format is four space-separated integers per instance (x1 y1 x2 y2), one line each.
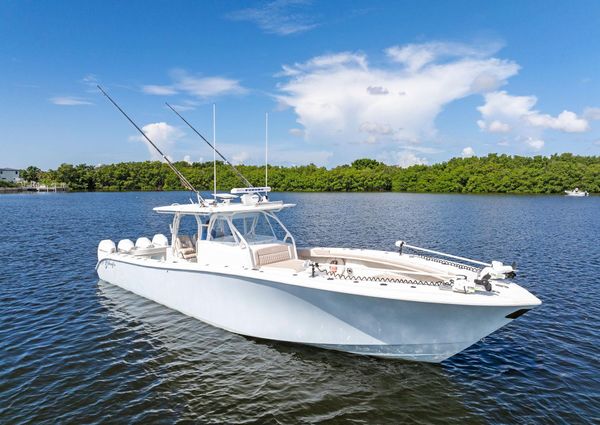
97 85 204 204
165 102 254 189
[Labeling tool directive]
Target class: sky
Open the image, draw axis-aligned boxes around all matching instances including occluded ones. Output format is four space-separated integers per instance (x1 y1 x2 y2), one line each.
1 0 600 169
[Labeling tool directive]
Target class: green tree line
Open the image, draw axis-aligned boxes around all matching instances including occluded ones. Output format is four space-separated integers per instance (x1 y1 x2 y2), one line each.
21 153 600 194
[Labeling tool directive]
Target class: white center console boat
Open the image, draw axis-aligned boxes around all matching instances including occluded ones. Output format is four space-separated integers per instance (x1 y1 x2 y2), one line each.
565 188 589 197
96 189 541 363
95 86 541 363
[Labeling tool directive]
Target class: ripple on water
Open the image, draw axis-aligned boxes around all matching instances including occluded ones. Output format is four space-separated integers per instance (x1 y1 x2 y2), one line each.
1 192 599 423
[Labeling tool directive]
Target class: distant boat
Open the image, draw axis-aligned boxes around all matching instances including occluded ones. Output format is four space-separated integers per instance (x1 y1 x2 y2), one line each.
565 188 589 197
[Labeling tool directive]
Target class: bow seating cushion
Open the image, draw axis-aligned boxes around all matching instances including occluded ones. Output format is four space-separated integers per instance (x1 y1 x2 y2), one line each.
254 244 293 267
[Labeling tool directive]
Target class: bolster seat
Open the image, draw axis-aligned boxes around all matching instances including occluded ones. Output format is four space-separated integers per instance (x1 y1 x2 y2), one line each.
176 235 196 260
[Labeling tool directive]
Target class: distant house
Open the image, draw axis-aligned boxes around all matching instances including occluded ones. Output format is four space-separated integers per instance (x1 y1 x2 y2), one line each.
0 168 20 182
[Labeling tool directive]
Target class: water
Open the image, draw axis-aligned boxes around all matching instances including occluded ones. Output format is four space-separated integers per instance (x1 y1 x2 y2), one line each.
1 192 599 424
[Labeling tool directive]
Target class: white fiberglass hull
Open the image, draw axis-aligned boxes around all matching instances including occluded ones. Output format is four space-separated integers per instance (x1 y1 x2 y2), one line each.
97 257 538 363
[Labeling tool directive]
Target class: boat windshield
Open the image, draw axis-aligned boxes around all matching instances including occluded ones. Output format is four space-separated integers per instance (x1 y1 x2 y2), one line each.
231 212 284 245
209 216 237 243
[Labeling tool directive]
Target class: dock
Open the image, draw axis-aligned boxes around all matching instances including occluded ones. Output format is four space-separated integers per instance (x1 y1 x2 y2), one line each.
0 183 68 194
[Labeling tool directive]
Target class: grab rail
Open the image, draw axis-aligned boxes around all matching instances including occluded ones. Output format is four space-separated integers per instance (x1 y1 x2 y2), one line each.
396 241 491 267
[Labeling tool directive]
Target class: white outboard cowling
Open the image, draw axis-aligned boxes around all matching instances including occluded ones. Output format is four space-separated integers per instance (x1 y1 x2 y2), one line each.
152 233 169 247
117 239 134 253
135 237 152 249
97 240 116 261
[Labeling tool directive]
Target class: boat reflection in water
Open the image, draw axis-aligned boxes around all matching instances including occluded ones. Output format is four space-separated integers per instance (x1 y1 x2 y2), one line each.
96 280 478 423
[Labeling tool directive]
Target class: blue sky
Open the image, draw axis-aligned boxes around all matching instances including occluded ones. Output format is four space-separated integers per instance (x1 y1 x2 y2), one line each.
1 0 599 169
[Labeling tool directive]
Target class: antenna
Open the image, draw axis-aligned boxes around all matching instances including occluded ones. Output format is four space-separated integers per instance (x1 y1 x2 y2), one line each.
213 104 217 197
265 112 268 188
97 85 204 204
165 102 253 188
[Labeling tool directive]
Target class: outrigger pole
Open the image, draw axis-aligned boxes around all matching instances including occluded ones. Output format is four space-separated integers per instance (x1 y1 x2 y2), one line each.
165 102 254 189
97 85 204 205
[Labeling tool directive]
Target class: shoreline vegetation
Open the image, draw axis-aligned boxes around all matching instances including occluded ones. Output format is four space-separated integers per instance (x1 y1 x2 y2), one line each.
13 153 600 194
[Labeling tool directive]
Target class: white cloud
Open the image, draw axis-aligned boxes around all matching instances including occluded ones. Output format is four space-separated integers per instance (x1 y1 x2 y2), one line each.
398 145 443 154
289 128 304 137
385 41 503 73
142 85 178 95
380 150 428 168
359 121 396 145
478 91 535 119
167 103 196 112
174 70 247 97
130 122 185 160
232 151 250 164
227 0 318 36
477 91 590 150
82 74 97 84
584 107 600 120
525 137 544 151
142 69 247 99
279 52 368 77
367 86 389 95
167 99 199 111
271 149 332 166
359 121 394 135
478 91 588 134
489 120 511 132
277 42 519 148
462 146 476 157
50 96 93 106
183 155 192 164
526 110 588 132
477 119 511 133
210 142 332 166
81 74 99 92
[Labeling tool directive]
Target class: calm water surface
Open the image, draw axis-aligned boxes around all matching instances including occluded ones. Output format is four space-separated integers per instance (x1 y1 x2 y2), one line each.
1 192 599 424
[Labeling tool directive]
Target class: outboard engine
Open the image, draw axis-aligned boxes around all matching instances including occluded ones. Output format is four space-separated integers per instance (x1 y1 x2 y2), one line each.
117 239 134 253
152 234 169 247
97 240 116 261
135 237 152 249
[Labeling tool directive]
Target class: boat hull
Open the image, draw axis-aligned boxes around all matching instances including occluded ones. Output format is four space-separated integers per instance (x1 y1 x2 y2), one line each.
97 258 532 363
